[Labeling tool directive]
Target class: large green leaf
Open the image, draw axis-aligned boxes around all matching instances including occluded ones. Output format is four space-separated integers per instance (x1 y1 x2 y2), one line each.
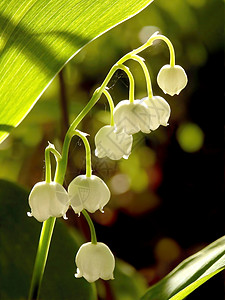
0 0 153 144
141 236 225 300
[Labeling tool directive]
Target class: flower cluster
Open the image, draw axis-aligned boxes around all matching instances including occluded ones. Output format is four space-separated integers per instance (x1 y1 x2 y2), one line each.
28 32 187 285
28 174 111 221
28 164 114 283
28 134 114 283
95 65 187 161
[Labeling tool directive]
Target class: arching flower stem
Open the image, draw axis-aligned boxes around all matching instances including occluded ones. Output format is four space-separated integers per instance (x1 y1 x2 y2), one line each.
118 32 176 67
117 64 135 103
54 64 135 184
72 130 92 178
150 34 175 67
131 54 153 99
55 31 179 183
82 209 97 244
44 142 62 183
44 146 52 184
102 89 115 126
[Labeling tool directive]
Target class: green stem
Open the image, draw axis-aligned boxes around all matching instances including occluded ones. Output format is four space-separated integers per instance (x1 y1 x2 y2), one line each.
45 143 62 183
102 89 115 126
117 64 135 103
151 34 175 67
119 32 176 67
73 130 92 178
44 146 52 183
29 143 61 299
82 210 97 244
28 217 56 300
131 54 153 99
54 63 135 184
54 87 109 184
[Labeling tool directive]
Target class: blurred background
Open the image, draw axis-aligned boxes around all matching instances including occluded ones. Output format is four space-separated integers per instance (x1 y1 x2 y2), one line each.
0 0 224 299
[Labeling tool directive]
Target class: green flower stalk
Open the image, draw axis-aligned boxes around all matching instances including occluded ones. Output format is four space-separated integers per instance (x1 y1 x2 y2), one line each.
68 130 111 214
131 54 153 99
72 130 92 178
81 210 97 244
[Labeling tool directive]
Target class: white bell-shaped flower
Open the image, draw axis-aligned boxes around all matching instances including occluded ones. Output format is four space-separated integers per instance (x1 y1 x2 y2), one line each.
113 100 151 135
28 181 69 222
75 242 115 282
68 175 110 214
95 125 133 160
157 64 188 96
143 96 171 130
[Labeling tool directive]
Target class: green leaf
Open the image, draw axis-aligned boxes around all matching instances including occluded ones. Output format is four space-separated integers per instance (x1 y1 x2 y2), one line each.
0 0 153 144
112 259 148 300
0 179 96 299
141 236 225 300
170 268 223 300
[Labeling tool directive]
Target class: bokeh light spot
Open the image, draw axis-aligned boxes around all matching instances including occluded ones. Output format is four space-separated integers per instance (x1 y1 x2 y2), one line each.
139 26 161 44
109 173 131 195
176 122 204 153
154 237 182 263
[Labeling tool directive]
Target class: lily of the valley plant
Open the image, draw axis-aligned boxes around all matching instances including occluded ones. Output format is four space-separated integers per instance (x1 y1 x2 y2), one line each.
28 31 187 299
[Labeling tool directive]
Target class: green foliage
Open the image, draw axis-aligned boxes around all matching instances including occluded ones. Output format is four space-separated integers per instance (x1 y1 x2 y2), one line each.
170 269 223 300
0 0 153 144
141 236 225 300
112 259 148 300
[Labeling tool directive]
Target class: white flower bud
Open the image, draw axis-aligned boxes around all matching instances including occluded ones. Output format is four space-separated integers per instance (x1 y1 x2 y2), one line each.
157 64 188 96
143 96 171 130
68 175 110 214
75 242 115 282
113 100 151 135
28 181 69 222
95 125 133 160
